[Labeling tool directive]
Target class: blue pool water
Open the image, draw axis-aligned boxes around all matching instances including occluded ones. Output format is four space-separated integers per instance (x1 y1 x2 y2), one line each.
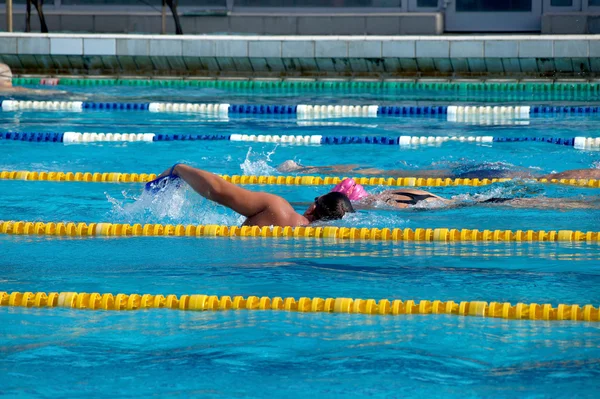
1 85 600 398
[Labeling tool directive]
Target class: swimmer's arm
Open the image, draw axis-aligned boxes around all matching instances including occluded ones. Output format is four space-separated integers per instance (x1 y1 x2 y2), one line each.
539 169 600 180
502 198 600 210
277 161 360 174
169 164 277 217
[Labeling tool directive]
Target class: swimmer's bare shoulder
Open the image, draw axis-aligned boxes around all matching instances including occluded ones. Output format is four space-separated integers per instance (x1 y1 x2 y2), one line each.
242 194 306 227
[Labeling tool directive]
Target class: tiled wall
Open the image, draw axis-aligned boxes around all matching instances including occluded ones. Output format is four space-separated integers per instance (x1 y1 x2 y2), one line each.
1 33 599 77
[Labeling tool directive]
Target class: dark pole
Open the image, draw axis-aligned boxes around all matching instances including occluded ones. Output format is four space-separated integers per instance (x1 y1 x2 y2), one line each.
166 0 183 35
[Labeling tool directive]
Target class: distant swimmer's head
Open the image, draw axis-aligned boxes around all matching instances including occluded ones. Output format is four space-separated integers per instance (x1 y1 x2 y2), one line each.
0 63 13 88
304 192 355 222
277 160 302 173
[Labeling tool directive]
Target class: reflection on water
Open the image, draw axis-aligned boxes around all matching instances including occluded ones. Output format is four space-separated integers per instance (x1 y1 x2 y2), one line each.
1 307 599 398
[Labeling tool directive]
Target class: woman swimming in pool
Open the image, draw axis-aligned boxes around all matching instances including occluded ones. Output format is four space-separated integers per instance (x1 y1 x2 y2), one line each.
328 177 600 210
277 160 600 181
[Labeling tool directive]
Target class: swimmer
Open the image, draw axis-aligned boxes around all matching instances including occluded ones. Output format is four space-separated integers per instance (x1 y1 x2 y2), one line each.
329 177 600 210
0 63 66 95
153 163 354 227
277 160 600 181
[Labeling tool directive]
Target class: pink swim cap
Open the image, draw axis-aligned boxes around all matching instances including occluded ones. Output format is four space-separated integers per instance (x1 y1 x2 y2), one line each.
331 178 369 201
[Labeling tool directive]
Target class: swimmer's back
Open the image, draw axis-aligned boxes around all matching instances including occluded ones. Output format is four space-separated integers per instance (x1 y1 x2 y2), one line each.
242 194 306 227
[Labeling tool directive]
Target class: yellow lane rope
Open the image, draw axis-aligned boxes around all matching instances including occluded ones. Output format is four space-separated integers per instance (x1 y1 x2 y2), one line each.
1 170 599 188
1 291 597 322
1 220 598 242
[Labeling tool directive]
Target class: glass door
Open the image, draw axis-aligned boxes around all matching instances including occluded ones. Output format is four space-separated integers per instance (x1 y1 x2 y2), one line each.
444 0 543 31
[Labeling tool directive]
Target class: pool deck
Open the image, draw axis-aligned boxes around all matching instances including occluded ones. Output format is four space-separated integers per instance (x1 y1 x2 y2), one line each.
1 33 599 78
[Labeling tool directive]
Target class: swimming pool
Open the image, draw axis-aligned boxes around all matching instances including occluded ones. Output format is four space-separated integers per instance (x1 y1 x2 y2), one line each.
1 82 599 398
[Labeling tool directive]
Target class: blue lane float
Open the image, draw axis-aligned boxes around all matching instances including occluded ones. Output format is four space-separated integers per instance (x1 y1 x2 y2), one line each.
0 131 594 148
2 100 599 118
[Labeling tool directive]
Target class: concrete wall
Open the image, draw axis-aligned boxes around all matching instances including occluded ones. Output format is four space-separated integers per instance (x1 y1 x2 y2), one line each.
542 13 600 34
1 33 599 78
0 11 443 35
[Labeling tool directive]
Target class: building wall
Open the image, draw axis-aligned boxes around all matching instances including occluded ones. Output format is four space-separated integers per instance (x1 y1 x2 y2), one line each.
0 11 444 35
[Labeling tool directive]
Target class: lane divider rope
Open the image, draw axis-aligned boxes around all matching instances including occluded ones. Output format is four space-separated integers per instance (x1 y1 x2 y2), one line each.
1 220 599 243
1 131 595 148
14 77 600 96
2 100 598 118
1 291 597 322
1 170 599 188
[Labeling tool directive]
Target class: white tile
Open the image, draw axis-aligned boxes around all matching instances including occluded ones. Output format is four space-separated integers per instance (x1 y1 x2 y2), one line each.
150 40 182 57
484 41 518 58
183 41 216 57
450 41 483 58
554 40 588 58
349 41 382 58
17 37 49 55
116 39 149 56
416 41 449 58
50 38 83 56
519 40 553 58
216 40 248 57
282 41 314 58
83 38 116 56
590 41 600 57
249 41 281 58
0 38 17 54
315 41 348 58
382 41 415 58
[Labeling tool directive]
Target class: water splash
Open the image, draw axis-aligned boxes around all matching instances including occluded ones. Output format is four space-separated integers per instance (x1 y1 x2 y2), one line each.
105 181 242 226
413 180 546 210
444 160 534 178
239 146 279 175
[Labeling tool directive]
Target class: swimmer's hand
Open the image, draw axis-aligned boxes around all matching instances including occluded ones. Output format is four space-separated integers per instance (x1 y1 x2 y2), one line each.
157 164 180 179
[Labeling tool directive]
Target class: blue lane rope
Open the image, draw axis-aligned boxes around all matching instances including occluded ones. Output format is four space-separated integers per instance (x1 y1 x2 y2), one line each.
2 100 600 117
0 131 584 148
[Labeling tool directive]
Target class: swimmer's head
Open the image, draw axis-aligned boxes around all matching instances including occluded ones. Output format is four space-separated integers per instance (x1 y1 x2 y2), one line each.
277 160 302 173
304 192 354 222
0 63 13 88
